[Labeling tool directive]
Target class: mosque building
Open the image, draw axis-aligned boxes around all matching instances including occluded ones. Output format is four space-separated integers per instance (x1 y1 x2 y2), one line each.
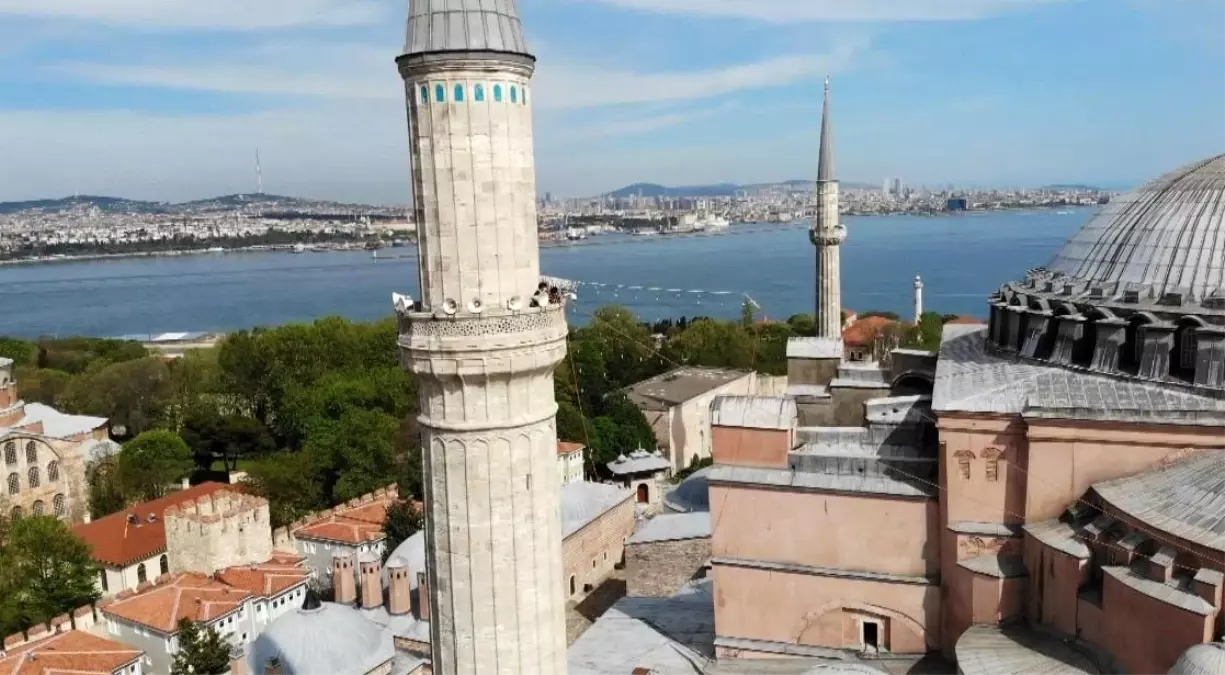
706 97 1225 674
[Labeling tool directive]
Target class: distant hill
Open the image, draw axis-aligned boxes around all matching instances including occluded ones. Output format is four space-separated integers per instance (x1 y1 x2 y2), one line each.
0 193 393 216
603 179 876 199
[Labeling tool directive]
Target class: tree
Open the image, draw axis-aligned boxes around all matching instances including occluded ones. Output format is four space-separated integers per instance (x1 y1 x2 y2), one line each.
243 452 326 529
2 516 99 631
740 300 756 329
170 618 232 675
381 499 424 564
11 367 71 406
181 411 275 474
305 408 400 503
907 311 946 352
666 318 756 370
393 416 424 502
59 357 172 438
86 457 128 519
0 337 36 366
118 430 194 501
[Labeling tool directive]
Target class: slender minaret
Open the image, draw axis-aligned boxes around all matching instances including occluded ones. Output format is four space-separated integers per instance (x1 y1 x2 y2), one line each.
913 275 924 324
394 3 568 675
810 76 846 338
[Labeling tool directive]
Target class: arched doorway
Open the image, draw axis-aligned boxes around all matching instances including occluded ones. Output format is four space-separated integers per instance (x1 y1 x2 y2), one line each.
636 483 650 504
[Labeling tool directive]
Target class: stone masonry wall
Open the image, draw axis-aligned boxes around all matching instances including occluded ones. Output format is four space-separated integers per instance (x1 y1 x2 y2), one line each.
165 490 272 574
562 494 635 600
625 537 712 597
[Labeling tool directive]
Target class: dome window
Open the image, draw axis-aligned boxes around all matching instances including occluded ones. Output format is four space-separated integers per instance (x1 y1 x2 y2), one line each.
510 86 518 103
493 84 503 102
474 84 485 102
454 84 465 103
1122 289 1140 304
1160 292 1184 307
420 85 429 104
434 84 446 103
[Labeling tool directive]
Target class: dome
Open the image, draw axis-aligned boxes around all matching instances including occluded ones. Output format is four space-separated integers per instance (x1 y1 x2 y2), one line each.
1169 642 1225 674
1046 154 1225 302
663 467 711 513
248 591 395 675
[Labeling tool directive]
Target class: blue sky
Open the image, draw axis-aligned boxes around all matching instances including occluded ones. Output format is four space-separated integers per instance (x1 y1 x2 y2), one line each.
0 0 1221 204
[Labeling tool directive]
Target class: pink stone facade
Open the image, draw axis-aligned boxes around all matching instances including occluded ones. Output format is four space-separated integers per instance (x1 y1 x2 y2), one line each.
711 405 1225 671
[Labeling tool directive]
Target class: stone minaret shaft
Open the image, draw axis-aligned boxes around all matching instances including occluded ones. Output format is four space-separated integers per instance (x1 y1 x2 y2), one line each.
395 3 568 675
810 76 846 339
914 275 924 324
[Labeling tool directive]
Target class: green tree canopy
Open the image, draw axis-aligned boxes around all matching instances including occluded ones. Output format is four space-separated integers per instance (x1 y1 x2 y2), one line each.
381 499 424 564
0 516 99 635
243 452 326 529
170 618 232 675
306 407 401 503
59 357 173 438
118 430 194 501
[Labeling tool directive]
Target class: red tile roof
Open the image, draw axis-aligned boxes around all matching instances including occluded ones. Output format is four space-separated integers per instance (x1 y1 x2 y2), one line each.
842 316 901 348
74 483 232 567
945 315 985 325
102 573 251 634
292 492 397 545
0 631 142 675
216 560 308 598
557 441 585 456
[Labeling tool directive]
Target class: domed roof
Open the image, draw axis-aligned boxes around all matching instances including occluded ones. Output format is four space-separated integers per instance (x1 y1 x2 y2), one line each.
1169 641 1225 674
663 467 711 513
1046 154 1225 301
248 592 395 675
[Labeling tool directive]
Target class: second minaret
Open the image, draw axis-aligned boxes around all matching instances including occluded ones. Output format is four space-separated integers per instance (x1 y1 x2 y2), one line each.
810 76 846 339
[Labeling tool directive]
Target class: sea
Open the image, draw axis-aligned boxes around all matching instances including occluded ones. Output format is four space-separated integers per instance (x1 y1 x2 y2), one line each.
0 209 1092 339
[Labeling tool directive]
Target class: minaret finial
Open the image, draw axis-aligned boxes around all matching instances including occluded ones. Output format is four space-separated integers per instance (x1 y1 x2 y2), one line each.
817 75 835 182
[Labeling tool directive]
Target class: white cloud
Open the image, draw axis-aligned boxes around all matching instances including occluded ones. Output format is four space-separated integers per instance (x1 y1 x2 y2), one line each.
0 0 385 30
582 0 1067 22
50 38 868 110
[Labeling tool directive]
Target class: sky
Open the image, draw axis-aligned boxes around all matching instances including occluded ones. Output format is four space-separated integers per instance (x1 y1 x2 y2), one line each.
0 0 1222 204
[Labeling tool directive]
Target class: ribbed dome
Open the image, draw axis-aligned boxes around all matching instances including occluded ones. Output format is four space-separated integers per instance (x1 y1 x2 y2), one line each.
1169 642 1225 674
404 0 531 57
248 600 394 675
1047 154 1225 301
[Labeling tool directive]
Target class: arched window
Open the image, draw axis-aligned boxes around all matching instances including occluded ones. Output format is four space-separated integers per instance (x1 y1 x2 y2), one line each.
27 466 39 489
981 448 1003 482
954 450 975 480
434 84 445 103
7 472 18 495
510 86 518 103
10 506 22 520
568 575 576 596
25 441 36 464
453 84 465 102
47 461 59 483
99 570 108 593
137 563 148 585
53 494 66 518
4 442 15 466
420 85 429 104
31 500 44 516
474 84 485 102
522 86 528 105
493 84 503 102
160 554 170 576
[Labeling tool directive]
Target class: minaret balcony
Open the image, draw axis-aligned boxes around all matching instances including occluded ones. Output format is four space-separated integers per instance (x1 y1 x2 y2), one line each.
810 224 847 246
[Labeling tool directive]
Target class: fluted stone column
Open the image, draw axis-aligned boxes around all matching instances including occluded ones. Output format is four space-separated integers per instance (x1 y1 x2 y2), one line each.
811 205 846 339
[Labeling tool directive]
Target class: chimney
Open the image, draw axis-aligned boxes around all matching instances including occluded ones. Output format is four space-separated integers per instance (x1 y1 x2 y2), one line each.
1147 546 1176 584
387 559 411 616
415 571 431 622
332 553 356 605
359 555 382 610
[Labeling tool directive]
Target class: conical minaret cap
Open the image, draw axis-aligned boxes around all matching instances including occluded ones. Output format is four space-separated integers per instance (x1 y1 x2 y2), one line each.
818 75 835 182
404 0 532 57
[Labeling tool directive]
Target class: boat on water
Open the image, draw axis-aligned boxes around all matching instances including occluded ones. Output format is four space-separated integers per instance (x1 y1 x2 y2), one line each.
565 228 587 241
291 244 307 254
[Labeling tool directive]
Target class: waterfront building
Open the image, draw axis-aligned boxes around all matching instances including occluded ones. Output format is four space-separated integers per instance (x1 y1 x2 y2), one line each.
392 1 571 672
706 153 1225 673
1 356 111 523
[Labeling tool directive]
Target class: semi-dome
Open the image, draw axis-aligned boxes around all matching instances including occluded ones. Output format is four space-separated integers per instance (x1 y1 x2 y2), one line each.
1047 154 1225 302
248 590 395 675
663 467 711 513
1169 641 1225 674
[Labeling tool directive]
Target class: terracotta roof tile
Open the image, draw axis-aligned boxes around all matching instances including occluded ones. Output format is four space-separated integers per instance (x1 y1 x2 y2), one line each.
102 572 251 634
291 491 397 545
216 560 309 598
842 316 901 348
0 631 142 675
73 482 231 567
557 441 585 456
945 315 985 325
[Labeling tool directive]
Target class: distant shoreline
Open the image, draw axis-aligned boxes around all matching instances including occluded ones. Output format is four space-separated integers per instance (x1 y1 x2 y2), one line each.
0 206 1092 269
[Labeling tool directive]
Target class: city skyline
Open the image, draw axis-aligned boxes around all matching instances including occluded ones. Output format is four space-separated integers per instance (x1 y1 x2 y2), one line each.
0 0 1221 204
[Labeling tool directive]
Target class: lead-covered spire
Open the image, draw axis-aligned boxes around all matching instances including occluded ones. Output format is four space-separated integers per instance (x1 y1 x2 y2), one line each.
404 0 532 57
817 75 835 182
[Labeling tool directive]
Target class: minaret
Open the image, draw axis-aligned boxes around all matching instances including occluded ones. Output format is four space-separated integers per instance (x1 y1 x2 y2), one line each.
810 76 846 339
394 3 568 675
913 275 924 324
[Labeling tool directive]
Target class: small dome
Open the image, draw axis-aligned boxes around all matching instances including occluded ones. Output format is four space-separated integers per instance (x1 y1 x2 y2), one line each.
248 595 394 675
663 467 711 513
1169 642 1225 675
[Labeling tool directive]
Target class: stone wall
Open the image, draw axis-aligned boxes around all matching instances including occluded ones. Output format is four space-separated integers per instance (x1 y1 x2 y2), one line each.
625 537 711 597
562 493 635 599
165 490 272 574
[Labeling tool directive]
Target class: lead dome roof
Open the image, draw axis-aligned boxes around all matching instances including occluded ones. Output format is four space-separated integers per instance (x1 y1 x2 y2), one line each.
248 596 394 675
404 0 531 57
1046 154 1225 301
1169 642 1225 675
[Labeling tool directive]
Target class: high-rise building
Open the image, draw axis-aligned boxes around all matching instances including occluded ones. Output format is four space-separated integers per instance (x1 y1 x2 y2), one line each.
394 2 569 674
810 76 845 339
882 177 893 195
